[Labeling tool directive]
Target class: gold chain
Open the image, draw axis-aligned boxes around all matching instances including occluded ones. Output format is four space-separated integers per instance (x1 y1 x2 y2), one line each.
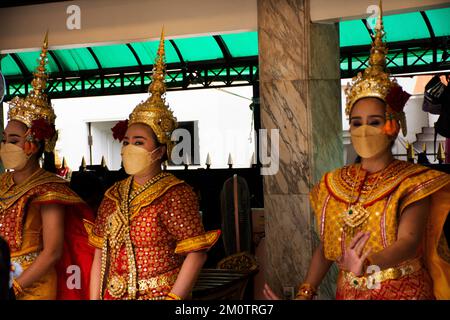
343 163 389 231
347 164 362 205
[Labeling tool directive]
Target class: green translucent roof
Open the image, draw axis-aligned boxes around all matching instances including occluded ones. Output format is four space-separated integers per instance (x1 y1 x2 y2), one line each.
383 12 429 42
131 42 180 64
427 7 450 37
1 54 20 76
91 44 138 69
53 47 98 70
340 20 370 47
174 36 223 61
221 32 258 57
340 7 450 47
1 31 258 78
16 51 59 73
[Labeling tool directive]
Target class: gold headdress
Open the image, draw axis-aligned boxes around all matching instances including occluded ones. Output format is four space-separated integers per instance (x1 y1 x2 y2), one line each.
344 1 410 136
7 32 57 152
128 28 178 159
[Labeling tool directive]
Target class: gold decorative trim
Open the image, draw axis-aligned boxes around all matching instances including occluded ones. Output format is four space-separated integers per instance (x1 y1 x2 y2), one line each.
342 258 423 291
0 169 76 211
175 230 221 254
399 173 450 213
104 174 184 218
0 169 85 250
107 275 127 299
325 160 427 205
33 192 82 204
137 268 179 294
11 251 40 267
84 219 104 248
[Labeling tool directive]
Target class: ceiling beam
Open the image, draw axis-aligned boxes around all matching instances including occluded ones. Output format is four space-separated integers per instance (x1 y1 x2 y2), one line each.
0 0 257 53
1 0 448 53
310 0 450 22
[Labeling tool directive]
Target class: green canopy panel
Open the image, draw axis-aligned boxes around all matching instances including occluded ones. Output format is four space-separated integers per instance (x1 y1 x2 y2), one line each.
339 7 450 47
1 31 258 78
130 42 180 65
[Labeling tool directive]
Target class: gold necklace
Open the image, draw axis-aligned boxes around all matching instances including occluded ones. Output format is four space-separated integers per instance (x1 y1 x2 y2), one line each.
341 164 385 229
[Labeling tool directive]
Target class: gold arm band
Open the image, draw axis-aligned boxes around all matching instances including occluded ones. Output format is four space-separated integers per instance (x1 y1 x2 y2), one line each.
165 292 182 300
295 283 317 300
12 279 24 298
175 230 221 254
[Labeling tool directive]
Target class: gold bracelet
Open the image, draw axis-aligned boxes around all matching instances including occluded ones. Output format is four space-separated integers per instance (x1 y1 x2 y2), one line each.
165 292 182 300
295 283 317 300
12 279 24 298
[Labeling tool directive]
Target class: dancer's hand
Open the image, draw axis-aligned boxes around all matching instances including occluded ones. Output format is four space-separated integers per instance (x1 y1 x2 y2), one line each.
337 231 372 276
263 284 282 300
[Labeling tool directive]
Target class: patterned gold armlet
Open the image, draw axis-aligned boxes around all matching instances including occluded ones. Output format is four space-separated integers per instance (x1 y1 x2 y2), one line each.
166 292 182 300
174 230 221 254
12 279 24 298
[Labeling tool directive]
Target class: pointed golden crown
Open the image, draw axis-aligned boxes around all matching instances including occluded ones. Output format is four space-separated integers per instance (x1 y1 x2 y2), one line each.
7 32 56 129
128 28 178 158
344 1 394 116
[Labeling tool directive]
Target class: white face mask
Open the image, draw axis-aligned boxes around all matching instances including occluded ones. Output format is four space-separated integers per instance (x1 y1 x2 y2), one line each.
351 125 391 159
121 145 161 176
0 143 31 171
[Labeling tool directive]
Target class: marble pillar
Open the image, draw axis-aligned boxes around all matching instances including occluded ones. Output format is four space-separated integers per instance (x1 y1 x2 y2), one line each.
258 0 342 299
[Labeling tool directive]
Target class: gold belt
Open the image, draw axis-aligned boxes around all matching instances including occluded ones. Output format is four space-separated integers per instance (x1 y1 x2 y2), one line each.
343 259 423 290
11 251 40 267
108 268 179 299
137 270 178 294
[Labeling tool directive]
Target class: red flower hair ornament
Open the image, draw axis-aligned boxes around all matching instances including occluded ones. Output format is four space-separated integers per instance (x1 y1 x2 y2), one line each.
30 119 56 141
23 118 56 155
385 83 411 113
382 83 411 137
111 119 129 142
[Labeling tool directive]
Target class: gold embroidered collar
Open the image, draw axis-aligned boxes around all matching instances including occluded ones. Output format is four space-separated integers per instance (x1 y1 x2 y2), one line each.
325 160 428 206
0 168 65 211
